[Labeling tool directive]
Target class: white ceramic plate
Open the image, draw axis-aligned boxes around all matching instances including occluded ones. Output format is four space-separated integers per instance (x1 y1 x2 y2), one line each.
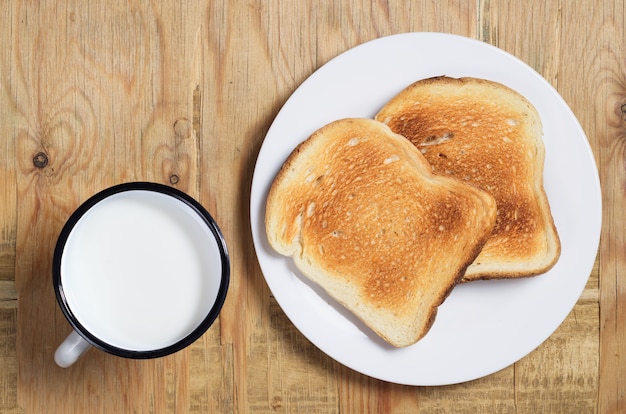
250 32 602 385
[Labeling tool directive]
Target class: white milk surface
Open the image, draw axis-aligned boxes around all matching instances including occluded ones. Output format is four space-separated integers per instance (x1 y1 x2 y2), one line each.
61 191 222 351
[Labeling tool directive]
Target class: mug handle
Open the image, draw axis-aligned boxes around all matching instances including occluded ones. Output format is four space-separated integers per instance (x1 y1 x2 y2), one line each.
54 330 91 368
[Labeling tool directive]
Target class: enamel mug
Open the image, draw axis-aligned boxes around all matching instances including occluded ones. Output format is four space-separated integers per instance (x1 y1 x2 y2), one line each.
53 182 229 367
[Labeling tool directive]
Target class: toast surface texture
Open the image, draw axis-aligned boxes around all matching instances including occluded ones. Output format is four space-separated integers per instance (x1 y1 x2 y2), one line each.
376 76 561 281
265 118 496 347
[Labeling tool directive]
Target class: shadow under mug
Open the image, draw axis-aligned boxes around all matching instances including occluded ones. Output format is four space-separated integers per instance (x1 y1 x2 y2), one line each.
52 182 229 367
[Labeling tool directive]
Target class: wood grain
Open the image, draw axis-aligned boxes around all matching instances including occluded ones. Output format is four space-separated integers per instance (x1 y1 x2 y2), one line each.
0 0 619 412
0 2 19 413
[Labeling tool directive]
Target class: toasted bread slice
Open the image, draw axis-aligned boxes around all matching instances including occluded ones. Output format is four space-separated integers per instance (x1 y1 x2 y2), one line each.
376 76 561 281
265 118 496 347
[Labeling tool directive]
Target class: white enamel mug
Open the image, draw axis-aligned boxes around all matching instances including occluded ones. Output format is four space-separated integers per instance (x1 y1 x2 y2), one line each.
52 182 229 367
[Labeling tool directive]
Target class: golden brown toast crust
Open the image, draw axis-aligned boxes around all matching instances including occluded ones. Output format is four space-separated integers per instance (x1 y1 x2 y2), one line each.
376 76 561 280
265 118 497 346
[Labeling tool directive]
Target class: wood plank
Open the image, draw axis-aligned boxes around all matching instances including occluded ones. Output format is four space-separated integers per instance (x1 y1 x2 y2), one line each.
596 2 626 410
0 2 19 413
480 2 603 413
5 1 214 412
0 0 17 289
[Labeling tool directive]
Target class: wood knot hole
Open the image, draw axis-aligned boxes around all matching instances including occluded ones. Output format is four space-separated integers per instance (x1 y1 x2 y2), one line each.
33 152 48 168
169 174 180 185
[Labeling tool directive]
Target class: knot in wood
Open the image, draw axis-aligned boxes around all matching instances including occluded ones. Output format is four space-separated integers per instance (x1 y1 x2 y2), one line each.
169 174 180 185
33 152 48 168
173 118 192 140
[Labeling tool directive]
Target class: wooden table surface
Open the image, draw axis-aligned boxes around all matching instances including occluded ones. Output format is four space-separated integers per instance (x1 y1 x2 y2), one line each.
0 1 622 413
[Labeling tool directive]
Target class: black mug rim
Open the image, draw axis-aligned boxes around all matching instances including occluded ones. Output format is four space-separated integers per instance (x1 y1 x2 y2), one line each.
53 182 230 360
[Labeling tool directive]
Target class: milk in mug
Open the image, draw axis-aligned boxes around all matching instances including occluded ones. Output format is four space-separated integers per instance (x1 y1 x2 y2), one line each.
59 190 222 351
